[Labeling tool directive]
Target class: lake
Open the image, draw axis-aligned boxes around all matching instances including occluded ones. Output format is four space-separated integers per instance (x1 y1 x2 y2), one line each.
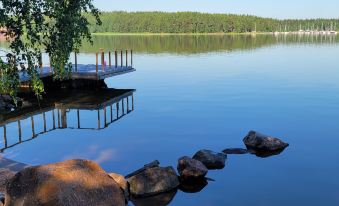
1 34 339 205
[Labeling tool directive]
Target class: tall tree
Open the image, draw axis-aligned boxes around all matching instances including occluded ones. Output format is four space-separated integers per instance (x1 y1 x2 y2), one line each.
0 0 101 99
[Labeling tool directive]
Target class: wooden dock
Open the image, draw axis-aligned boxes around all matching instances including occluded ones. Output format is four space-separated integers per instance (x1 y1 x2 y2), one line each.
19 49 135 82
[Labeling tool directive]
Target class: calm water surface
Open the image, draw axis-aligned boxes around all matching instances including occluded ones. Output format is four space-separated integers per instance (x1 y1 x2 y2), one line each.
1 35 339 205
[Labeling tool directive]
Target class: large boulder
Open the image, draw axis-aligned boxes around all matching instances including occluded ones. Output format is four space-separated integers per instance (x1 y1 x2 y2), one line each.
177 156 208 179
127 166 179 197
5 159 125 206
193 150 227 169
243 131 289 152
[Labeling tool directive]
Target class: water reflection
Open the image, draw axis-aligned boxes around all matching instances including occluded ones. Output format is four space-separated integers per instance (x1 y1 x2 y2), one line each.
0 89 135 152
80 34 339 54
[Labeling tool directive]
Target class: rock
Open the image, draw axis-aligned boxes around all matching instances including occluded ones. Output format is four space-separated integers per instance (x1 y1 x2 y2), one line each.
243 131 289 152
179 177 208 193
128 166 179 197
177 156 208 179
223 148 249 155
0 169 15 194
192 150 227 169
0 157 29 193
131 189 177 206
109 173 129 199
5 159 125 206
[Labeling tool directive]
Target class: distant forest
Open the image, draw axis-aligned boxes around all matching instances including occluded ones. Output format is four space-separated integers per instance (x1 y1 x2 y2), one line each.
84 12 339 33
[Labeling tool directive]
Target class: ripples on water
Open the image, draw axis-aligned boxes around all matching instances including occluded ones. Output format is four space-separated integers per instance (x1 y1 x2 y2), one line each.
1 34 339 206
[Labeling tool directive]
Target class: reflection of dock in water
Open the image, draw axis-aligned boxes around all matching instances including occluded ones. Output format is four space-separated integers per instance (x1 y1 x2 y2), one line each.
0 89 135 152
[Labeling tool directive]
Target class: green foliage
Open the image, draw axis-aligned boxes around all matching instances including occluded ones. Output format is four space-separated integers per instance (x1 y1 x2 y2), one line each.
0 0 101 99
84 11 339 34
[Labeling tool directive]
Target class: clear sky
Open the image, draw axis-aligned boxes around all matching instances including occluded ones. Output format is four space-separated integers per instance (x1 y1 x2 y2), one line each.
92 0 339 19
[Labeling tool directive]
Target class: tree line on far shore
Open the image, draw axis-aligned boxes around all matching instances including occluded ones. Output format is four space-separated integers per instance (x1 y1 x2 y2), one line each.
84 11 339 34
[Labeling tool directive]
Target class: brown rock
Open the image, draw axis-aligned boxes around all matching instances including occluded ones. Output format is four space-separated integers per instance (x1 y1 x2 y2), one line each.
128 166 179 197
177 156 208 179
5 159 125 206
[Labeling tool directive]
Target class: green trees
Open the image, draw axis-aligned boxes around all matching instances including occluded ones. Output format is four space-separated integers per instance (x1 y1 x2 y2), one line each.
84 11 339 34
0 0 101 98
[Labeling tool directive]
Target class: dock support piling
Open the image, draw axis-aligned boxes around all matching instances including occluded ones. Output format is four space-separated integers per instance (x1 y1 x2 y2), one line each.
43 112 47 132
109 51 112 67
115 50 118 68
101 49 105 71
96 53 99 73
121 50 123 67
31 116 35 137
126 50 128 67
77 109 80 129
104 107 107 127
52 110 56 129
110 105 113 122
18 120 22 142
97 110 101 129
74 52 78 72
131 50 133 67
3 126 7 148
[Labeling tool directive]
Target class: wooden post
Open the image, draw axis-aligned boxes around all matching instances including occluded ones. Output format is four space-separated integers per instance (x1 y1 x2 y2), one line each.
96 53 99 73
126 50 128 67
3 126 7 148
104 107 107 127
97 110 101 129
127 96 130 112
120 50 123 67
43 112 47 132
122 99 125 115
77 109 80 129
61 109 67 129
110 105 113 122
131 50 133 67
115 50 118 68
31 116 35 137
116 103 119 119
74 52 78 72
52 110 56 129
101 49 105 71
18 120 22 142
109 51 111 68
132 94 134 110
57 109 60 128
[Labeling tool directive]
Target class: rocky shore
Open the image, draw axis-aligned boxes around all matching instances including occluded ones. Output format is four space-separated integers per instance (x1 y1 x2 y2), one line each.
0 131 289 206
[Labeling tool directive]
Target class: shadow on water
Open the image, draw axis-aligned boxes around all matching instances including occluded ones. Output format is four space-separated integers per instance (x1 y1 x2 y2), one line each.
0 88 136 153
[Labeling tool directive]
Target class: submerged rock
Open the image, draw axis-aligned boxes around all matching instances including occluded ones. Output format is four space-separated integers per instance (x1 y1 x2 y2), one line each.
177 156 208 179
193 150 227 169
128 166 179 197
243 131 289 152
222 148 249 155
5 159 125 206
131 189 177 206
249 148 288 158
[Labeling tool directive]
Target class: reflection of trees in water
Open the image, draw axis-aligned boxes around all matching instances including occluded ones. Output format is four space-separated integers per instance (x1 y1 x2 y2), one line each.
79 34 339 54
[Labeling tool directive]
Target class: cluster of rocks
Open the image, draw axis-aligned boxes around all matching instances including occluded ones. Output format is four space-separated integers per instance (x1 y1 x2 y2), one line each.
0 131 289 206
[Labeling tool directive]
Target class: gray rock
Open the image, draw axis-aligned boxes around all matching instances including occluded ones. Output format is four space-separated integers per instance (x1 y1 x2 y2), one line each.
223 148 248 154
179 177 208 193
177 156 208 179
125 160 160 179
5 159 125 206
128 166 179 197
243 131 289 151
193 150 227 169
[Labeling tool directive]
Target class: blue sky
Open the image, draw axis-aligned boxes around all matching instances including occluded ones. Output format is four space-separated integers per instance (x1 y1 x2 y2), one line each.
92 0 339 19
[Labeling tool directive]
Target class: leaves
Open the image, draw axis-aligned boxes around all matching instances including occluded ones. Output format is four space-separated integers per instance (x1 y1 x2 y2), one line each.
0 0 101 99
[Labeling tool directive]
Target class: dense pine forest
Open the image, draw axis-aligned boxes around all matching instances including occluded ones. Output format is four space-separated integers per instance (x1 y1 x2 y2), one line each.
84 11 339 33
